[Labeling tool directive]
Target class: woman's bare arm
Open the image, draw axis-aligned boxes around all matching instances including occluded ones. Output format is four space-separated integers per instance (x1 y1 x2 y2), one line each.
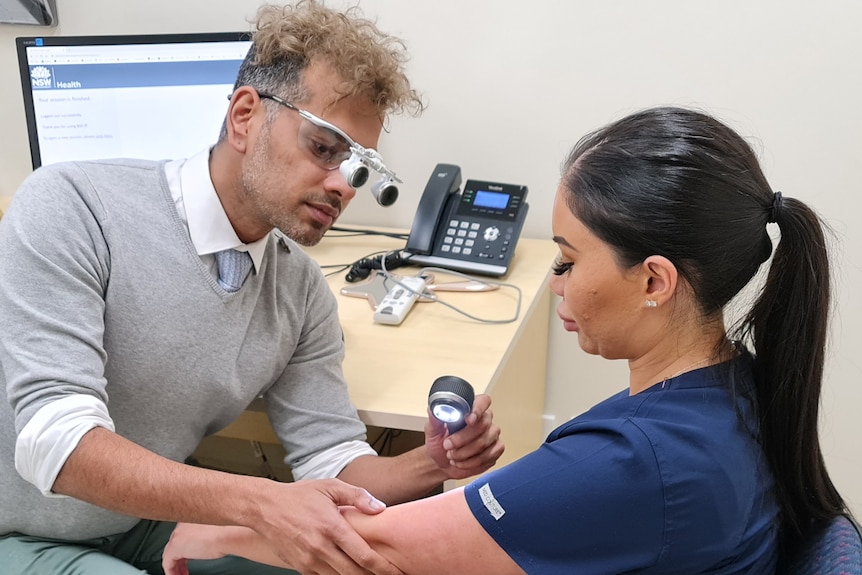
341 487 524 575
163 487 524 575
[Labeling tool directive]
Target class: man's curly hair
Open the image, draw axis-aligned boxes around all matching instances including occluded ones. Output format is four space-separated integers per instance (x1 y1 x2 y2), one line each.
234 0 423 119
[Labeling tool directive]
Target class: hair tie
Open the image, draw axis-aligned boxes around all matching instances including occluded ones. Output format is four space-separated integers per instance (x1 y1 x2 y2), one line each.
768 191 783 223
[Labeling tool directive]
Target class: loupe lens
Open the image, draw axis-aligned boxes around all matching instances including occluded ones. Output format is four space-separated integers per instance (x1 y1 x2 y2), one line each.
340 156 369 188
371 178 399 207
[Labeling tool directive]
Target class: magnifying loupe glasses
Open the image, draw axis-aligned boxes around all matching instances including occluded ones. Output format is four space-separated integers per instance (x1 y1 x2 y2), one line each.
258 92 401 207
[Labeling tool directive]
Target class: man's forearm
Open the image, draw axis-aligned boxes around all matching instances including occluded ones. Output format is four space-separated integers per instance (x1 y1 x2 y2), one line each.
53 426 270 527
339 400 504 505
338 447 448 505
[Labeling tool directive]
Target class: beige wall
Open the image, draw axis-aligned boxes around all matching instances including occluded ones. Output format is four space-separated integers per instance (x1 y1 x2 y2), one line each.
1 1 860 513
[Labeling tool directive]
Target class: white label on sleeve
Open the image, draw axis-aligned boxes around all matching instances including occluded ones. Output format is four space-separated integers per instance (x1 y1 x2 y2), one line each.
478 483 506 520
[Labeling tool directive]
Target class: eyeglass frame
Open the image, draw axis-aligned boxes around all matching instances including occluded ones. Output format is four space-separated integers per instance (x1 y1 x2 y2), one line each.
255 91 401 191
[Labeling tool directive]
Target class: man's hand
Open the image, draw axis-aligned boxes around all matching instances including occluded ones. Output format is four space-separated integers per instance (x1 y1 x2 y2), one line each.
162 478 404 575
256 479 404 575
424 393 504 480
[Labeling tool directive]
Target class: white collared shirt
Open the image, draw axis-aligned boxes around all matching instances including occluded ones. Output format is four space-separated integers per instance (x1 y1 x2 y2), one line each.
165 148 267 277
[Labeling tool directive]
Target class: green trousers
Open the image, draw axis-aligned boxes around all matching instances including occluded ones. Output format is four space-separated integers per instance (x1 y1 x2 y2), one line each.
0 519 298 575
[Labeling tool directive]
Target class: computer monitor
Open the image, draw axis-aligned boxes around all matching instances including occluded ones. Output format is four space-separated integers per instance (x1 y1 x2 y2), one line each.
15 32 252 170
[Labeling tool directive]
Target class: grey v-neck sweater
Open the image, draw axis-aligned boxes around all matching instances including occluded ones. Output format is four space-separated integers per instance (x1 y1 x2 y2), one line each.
0 159 367 539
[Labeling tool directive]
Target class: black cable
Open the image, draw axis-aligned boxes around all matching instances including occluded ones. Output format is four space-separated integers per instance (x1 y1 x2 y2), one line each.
320 249 390 278
328 226 409 240
322 264 352 278
344 250 410 282
320 228 412 281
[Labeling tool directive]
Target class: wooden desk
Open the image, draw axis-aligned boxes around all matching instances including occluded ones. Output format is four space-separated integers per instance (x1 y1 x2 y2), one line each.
218 229 558 472
0 196 11 214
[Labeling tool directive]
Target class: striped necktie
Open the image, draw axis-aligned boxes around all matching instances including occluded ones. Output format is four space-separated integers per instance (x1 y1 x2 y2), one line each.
214 249 253 292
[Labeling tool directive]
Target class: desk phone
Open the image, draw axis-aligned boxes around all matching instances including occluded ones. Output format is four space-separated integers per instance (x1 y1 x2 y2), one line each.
403 164 529 277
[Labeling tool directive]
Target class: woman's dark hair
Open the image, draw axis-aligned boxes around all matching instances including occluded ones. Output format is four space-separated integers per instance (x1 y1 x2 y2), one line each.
560 106 847 550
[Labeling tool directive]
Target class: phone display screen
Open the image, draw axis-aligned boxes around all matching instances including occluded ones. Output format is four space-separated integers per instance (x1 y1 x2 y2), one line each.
457 181 527 221
473 190 510 210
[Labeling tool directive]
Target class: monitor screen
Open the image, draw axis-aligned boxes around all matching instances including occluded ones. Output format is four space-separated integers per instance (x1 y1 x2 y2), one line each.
16 32 252 169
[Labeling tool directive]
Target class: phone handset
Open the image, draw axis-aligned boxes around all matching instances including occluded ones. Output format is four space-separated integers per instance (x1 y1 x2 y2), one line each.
405 164 462 255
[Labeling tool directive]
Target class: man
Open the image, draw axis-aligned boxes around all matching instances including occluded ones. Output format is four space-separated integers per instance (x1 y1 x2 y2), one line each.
0 2 504 574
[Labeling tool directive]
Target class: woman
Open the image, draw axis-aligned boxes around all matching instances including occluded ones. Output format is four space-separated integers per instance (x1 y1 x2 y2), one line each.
162 107 850 574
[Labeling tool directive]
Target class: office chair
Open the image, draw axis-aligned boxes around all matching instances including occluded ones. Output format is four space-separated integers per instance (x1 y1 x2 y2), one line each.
785 515 862 575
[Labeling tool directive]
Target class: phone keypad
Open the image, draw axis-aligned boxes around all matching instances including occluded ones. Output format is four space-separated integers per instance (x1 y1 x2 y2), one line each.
441 219 514 260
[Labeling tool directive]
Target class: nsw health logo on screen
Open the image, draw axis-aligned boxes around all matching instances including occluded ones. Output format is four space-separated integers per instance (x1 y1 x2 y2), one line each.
30 65 82 89
30 66 53 89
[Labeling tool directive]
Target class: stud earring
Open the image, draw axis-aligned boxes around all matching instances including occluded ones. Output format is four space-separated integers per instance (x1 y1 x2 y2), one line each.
645 300 658 308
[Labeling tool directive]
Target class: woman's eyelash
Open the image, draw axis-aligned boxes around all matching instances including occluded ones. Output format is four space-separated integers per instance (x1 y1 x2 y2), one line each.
552 259 573 276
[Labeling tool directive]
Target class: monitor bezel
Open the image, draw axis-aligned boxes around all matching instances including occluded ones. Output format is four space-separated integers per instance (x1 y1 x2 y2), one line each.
15 31 252 170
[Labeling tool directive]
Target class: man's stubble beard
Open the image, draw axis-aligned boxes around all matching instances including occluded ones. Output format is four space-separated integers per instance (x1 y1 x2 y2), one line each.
240 124 331 247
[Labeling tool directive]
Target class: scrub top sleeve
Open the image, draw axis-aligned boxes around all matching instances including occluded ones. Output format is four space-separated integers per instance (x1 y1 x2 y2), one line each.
465 418 665 575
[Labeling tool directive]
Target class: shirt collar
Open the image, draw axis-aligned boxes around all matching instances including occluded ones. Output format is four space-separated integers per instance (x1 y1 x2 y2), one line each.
179 148 267 272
